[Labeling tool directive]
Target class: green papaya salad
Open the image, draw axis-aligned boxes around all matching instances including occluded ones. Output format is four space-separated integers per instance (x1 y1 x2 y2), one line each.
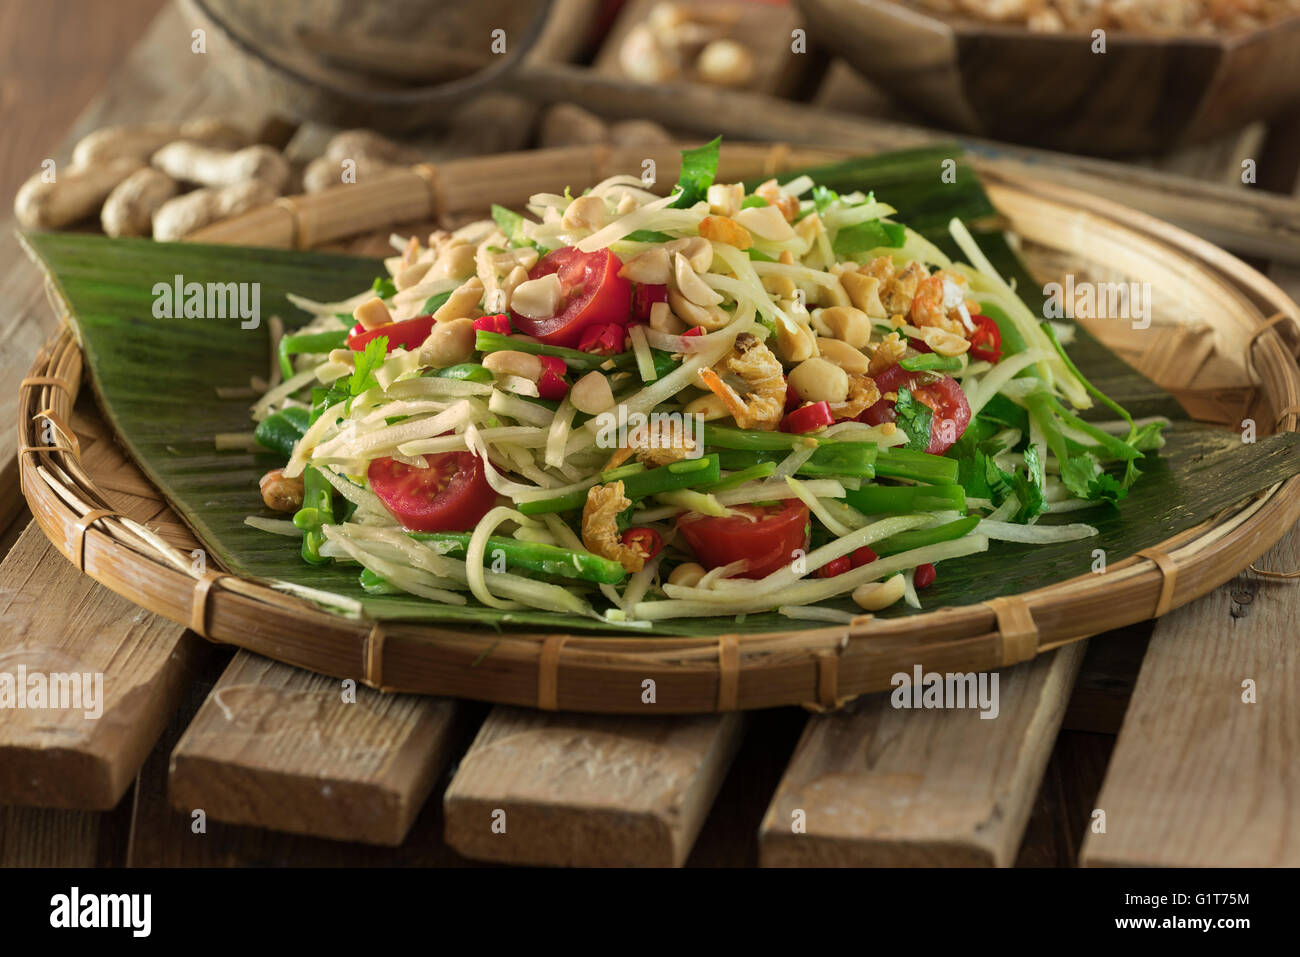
247 138 1163 625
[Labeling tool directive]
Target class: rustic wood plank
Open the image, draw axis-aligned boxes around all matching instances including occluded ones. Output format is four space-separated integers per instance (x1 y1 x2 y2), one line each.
1081 255 1300 867
129 650 485 864
444 708 745 866
1061 623 1151 734
758 643 1085 867
169 652 463 846
0 521 209 809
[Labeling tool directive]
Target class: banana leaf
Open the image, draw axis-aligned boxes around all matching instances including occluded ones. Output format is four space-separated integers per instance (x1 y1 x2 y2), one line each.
22 163 1300 637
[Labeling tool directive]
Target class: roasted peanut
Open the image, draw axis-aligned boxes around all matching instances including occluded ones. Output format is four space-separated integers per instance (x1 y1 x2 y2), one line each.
695 39 755 87
260 469 304 512
755 178 800 222
649 300 687 334
395 260 431 291
430 241 477 281
509 273 562 319
699 215 752 249
668 287 729 330
919 326 971 357
673 252 723 306
665 236 713 272
684 393 731 420
433 276 485 323
561 194 607 231
353 296 393 331
788 357 849 404
419 317 476 368
816 337 870 374
668 562 707 587
775 319 816 364
706 182 743 217
818 306 873 348
619 246 671 285
100 167 179 238
852 573 906 611
483 350 543 381
840 270 888 318
570 371 616 415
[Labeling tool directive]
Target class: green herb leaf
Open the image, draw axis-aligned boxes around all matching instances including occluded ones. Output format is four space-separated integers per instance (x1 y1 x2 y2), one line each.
349 336 388 396
894 387 933 453
624 229 675 243
669 136 722 209
900 353 962 373
421 290 453 315
740 195 769 209
372 276 397 299
832 219 907 257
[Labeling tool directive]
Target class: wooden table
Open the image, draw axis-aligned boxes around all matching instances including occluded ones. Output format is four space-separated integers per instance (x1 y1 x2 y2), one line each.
2 0 1298 868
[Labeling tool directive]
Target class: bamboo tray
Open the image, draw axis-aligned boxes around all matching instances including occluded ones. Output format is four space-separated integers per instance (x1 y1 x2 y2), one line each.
18 144 1300 713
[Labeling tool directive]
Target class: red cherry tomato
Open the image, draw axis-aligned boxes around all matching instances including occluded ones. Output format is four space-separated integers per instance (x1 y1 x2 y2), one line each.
577 322 626 355
851 546 878 567
473 314 512 335
677 500 810 580
858 363 971 455
967 314 1002 363
816 555 851 578
367 453 497 532
510 247 632 347
621 526 663 562
914 562 937 589
347 314 434 352
781 401 833 434
632 283 667 322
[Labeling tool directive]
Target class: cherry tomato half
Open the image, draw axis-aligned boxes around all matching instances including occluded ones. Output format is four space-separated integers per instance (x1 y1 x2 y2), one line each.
367 452 497 532
677 500 810 580
510 247 632 347
858 363 971 455
621 527 663 562
632 283 667 322
967 314 1002 363
347 314 434 352
781 401 834 434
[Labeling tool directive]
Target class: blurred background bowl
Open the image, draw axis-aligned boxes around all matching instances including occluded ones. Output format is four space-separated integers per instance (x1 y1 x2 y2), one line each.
796 0 1300 156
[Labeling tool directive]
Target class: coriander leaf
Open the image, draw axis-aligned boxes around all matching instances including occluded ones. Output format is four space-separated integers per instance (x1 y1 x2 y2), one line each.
372 276 397 299
832 219 907 258
895 387 934 453
669 136 721 209
811 184 839 214
349 336 388 397
1058 452 1099 500
1088 472 1128 505
1012 466 1047 523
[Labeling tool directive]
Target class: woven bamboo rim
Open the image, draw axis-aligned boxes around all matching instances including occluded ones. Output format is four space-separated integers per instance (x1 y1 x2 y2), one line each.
20 144 1300 714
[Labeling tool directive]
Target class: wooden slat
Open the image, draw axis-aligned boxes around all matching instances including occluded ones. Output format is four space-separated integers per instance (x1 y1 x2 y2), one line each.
1061 623 1151 734
444 708 745 866
1080 523 1300 866
169 652 463 846
0 521 207 809
758 643 1085 867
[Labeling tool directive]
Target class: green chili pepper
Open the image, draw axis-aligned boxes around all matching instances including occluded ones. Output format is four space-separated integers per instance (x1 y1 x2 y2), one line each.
518 454 721 515
278 328 348 381
295 466 334 565
253 406 311 459
872 516 980 557
845 484 967 515
407 532 626 584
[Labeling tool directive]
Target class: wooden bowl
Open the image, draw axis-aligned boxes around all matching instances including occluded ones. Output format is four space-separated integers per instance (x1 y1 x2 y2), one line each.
18 144 1300 713
796 0 1300 155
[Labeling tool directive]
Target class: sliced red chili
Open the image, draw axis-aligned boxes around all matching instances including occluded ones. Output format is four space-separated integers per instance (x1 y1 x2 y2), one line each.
621 526 663 561
850 546 878 568
914 562 937 589
577 322 626 355
967 314 1002 363
815 555 852 578
781 401 834 434
473 314 512 335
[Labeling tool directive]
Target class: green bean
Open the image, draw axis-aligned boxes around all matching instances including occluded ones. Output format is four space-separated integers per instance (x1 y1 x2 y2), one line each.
845 484 966 514
278 329 348 380
253 407 310 459
518 454 721 515
408 532 626 584
872 516 979 557
874 446 959 485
